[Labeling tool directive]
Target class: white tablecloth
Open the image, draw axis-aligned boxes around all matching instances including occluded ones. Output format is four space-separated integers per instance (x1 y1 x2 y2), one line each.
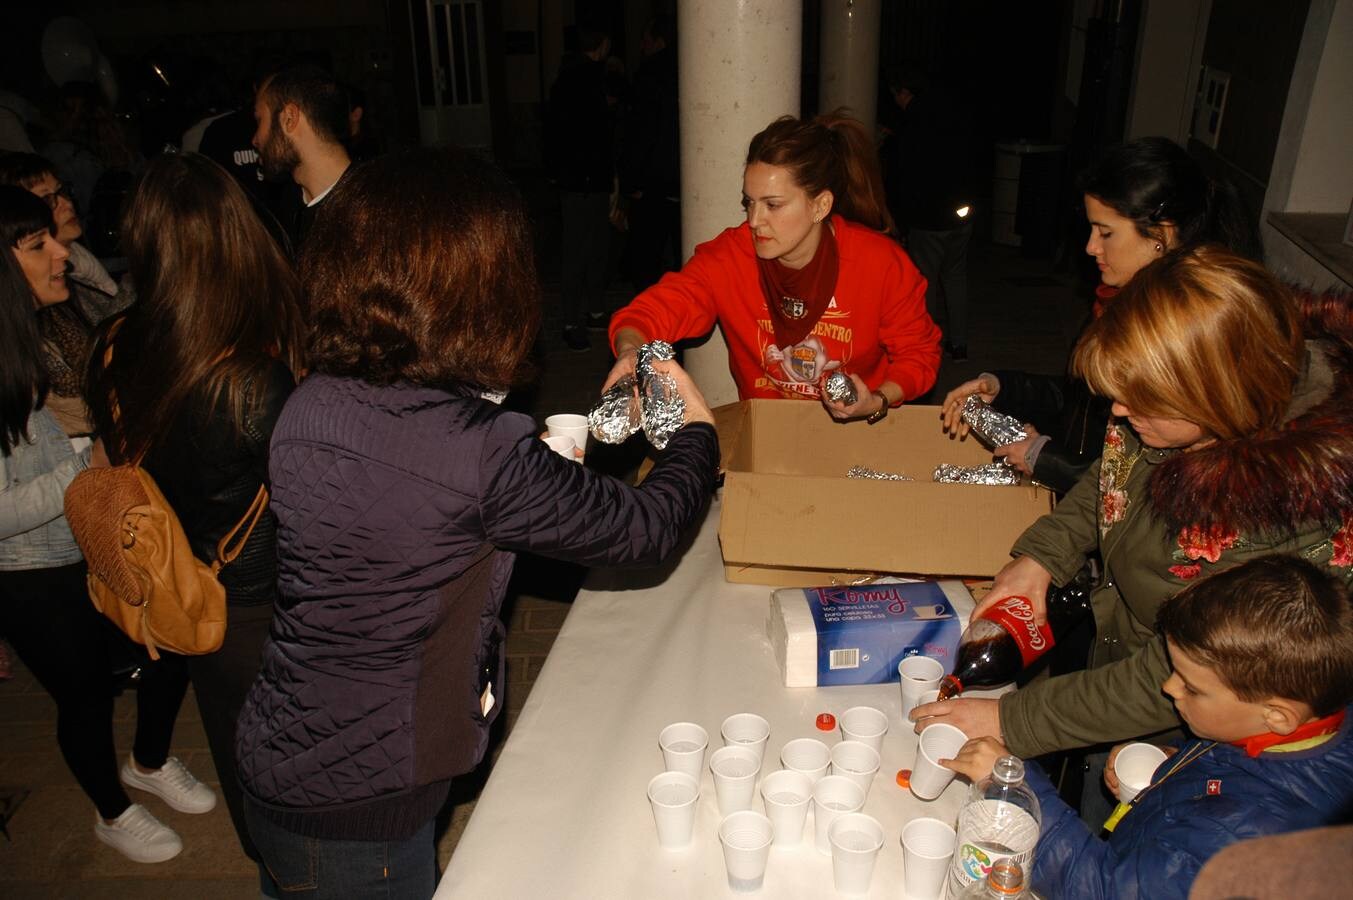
437 499 980 899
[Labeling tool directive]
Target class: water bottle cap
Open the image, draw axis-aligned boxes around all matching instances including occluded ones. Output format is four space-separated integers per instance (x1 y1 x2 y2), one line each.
992 755 1025 785
987 861 1025 894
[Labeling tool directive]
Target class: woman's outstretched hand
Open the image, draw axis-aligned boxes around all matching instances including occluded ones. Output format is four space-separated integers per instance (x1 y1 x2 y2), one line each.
650 360 714 427
941 374 1000 438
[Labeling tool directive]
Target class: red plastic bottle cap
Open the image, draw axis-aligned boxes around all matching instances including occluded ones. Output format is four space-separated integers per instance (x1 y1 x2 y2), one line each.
815 712 836 731
895 769 912 788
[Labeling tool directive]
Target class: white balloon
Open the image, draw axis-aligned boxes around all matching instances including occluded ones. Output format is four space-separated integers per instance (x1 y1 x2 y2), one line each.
94 53 119 107
41 16 99 85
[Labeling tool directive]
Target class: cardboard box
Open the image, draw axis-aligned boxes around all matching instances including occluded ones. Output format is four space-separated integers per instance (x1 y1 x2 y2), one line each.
715 400 1053 585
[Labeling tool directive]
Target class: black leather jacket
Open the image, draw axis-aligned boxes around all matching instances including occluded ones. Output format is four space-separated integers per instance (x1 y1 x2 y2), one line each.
141 357 296 606
990 369 1111 495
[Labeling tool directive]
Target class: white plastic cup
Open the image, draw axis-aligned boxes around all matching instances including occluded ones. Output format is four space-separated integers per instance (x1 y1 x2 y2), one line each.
839 706 889 754
718 810 774 893
812 774 866 855
899 655 946 717
780 737 832 784
721 712 771 766
759 769 812 847
1114 742 1169 803
829 739 881 799
658 722 708 781
828 812 885 895
545 414 589 461
900 816 957 899
917 689 941 708
911 723 969 800
542 434 575 460
710 744 762 815
647 771 700 850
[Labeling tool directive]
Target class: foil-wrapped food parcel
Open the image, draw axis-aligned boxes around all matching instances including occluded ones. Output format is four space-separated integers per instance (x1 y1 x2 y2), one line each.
846 465 914 481
587 340 687 450
960 395 1028 449
933 462 1022 485
822 371 858 406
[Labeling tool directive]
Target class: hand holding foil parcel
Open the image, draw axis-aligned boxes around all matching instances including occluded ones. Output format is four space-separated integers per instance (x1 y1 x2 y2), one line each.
960 394 1027 449
587 341 686 449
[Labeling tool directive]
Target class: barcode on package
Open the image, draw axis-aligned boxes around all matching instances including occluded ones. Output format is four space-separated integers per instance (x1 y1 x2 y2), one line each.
829 648 860 670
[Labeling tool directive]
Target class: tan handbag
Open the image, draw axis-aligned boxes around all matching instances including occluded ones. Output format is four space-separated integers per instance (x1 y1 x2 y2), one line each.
64 466 268 660
63 323 268 659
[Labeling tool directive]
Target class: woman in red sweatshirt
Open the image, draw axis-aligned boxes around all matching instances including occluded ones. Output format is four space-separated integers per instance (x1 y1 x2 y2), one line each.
605 111 941 423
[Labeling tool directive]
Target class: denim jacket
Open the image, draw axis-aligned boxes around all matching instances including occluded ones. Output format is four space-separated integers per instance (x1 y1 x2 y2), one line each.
0 406 88 570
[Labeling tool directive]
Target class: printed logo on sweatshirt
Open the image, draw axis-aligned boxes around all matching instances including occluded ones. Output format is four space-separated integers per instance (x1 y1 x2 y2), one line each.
756 302 852 399
1206 779 1222 796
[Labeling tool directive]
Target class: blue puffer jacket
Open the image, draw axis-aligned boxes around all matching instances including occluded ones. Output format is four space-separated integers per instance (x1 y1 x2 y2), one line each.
235 375 717 840
1029 707 1353 899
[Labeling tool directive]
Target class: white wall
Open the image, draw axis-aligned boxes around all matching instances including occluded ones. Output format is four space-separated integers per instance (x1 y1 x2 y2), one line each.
1283 0 1353 212
1124 0 1211 142
1262 0 1353 291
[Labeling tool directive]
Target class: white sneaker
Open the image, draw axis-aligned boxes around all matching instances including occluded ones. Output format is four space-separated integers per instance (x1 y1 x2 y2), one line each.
95 803 183 863
120 755 218 814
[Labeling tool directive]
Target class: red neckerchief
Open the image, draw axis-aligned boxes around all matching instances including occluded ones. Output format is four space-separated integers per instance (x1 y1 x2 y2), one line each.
757 221 839 347
1231 710 1345 758
1090 283 1119 319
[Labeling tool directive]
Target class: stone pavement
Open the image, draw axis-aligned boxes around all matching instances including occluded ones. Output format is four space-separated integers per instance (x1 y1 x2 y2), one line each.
0 222 1089 898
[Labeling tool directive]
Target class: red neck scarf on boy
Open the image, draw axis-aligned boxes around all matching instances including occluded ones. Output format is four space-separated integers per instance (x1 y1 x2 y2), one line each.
757 221 839 347
1231 709 1345 758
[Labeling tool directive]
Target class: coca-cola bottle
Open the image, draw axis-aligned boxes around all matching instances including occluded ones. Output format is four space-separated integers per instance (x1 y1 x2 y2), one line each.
938 574 1093 700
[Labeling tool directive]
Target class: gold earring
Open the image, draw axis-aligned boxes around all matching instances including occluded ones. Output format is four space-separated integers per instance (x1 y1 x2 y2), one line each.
1154 242 1163 253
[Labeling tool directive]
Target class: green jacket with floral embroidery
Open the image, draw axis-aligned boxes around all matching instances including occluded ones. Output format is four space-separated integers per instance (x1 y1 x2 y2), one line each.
999 341 1353 758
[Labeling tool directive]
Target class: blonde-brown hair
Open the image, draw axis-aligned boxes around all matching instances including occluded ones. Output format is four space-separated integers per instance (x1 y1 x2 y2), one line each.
1072 245 1303 441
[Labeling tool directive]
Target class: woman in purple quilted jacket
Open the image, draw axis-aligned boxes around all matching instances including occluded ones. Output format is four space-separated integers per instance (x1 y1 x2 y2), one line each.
235 147 720 898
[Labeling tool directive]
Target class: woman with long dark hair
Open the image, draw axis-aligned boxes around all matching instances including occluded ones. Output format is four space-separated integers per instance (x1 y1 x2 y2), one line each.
604 110 942 421
85 153 305 888
940 137 1261 494
0 185 204 864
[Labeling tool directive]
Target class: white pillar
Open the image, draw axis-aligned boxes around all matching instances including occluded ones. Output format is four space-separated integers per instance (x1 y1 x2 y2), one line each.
678 0 802 407
817 0 881 131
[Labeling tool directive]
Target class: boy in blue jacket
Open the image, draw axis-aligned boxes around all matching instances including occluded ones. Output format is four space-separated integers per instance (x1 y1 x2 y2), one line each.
944 555 1353 899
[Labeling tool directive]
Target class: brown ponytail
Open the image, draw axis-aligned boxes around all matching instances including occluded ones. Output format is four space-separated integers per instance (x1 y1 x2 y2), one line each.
746 109 896 236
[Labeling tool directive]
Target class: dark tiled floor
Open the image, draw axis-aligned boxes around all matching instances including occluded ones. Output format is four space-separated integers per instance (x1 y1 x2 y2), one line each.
0 225 1089 897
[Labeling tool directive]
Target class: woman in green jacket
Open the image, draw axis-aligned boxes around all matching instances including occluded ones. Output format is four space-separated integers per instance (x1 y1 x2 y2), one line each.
914 246 1353 768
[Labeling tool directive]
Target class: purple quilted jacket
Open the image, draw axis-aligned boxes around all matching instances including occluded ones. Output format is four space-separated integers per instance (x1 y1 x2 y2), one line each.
235 375 717 840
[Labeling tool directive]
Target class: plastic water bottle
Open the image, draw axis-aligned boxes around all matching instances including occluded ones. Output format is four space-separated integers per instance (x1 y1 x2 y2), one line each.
947 756 1041 897
954 860 1028 898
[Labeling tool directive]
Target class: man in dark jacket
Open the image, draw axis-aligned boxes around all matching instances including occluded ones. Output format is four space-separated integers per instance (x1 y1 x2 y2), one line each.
251 63 351 253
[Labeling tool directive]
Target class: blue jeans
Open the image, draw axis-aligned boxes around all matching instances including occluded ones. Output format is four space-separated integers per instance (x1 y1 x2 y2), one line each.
245 803 437 899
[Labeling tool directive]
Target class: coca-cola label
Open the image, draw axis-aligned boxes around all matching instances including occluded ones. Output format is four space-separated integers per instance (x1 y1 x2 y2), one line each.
979 595 1056 667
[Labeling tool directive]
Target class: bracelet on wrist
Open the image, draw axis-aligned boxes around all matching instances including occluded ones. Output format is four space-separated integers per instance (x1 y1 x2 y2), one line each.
865 391 889 425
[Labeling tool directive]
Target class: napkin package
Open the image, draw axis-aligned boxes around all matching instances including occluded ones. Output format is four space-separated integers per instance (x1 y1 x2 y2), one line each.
768 581 970 687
